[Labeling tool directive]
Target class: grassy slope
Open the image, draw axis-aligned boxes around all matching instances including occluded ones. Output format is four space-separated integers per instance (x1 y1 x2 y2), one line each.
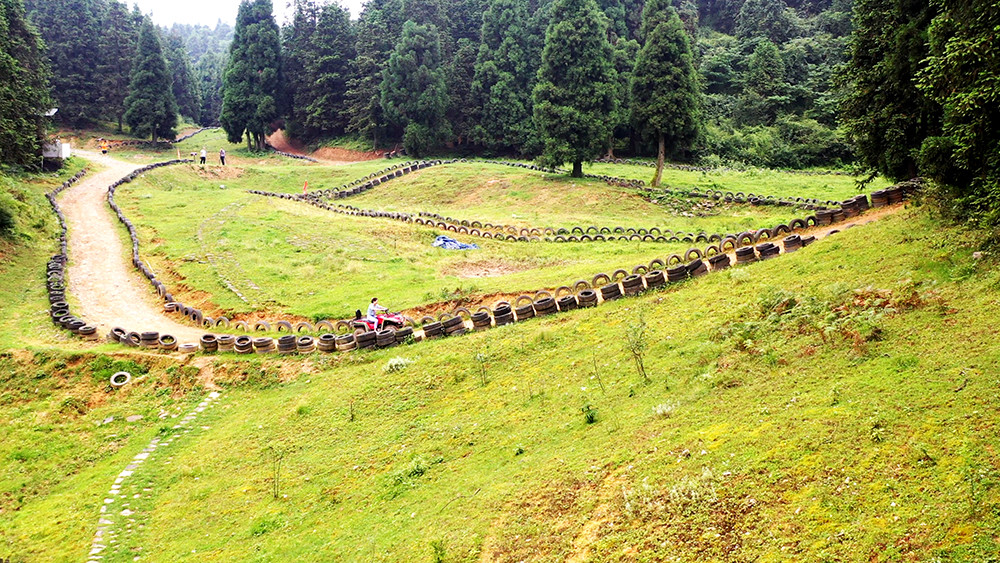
5 208 995 561
0 158 90 349
116 163 831 320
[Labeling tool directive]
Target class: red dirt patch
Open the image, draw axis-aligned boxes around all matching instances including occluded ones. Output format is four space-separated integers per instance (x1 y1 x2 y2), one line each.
266 130 382 163
442 259 537 279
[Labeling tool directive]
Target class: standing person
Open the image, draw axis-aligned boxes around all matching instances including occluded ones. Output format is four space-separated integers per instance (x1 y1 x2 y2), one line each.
366 297 387 330
100 139 109 154
200 147 207 165
219 148 226 166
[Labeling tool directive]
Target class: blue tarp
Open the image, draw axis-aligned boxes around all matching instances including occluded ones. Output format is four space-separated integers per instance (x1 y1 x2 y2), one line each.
433 235 479 250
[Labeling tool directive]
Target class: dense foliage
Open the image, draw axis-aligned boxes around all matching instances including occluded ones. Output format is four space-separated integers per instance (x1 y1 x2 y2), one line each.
0 0 50 171
221 0 283 151
123 20 178 141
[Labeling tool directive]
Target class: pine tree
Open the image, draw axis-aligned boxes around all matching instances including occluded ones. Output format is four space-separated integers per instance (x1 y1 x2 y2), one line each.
446 38 478 146
123 20 177 141
195 50 225 125
471 0 536 153
0 0 51 170
380 20 451 156
841 0 940 181
609 37 639 157
96 1 139 132
532 0 617 177
282 0 319 140
345 1 395 147
221 0 282 151
630 2 700 185
25 0 102 127
165 34 201 123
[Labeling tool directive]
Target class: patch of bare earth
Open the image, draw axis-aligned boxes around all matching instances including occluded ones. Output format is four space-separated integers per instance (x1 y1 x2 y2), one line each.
442 259 537 279
265 130 381 164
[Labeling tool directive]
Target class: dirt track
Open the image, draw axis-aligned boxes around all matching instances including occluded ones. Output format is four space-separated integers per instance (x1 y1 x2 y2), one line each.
61 150 205 343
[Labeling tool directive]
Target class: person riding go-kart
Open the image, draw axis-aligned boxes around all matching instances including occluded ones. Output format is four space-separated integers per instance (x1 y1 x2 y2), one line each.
354 297 405 332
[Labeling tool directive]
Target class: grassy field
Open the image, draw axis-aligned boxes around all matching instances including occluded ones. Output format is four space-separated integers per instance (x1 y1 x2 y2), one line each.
115 162 827 320
4 207 999 561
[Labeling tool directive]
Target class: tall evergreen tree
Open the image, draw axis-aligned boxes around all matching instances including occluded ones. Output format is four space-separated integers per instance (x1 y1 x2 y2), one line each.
631 2 700 185
345 0 395 147
0 0 51 170
165 34 201 122
285 1 354 141
221 0 282 151
380 20 450 156
471 0 537 153
195 50 225 125
25 0 102 126
123 20 177 141
609 37 639 156
446 38 478 146
532 0 617 177
840 0 940 180
96 1 139 131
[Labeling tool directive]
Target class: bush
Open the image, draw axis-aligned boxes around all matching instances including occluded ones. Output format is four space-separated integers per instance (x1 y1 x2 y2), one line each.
0 191 18 236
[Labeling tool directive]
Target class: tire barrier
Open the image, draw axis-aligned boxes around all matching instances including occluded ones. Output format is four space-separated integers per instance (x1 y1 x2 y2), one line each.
593 157 851 177
263 141 321 163
62 157 918 356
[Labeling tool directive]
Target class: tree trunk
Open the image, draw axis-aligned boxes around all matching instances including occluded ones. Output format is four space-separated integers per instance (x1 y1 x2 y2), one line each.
572 161 583 178
605 135 615 159
653 133 665 187
246 133 253 151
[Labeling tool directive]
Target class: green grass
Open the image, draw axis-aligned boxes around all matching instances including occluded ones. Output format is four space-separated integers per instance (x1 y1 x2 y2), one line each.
7 208 998 561
115 163 822 320
584 160 893 201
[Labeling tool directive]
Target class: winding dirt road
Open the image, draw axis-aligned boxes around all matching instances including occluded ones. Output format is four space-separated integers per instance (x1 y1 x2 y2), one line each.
61 150 205 343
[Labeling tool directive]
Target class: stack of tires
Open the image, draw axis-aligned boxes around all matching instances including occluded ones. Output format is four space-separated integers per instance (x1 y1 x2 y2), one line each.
394 326 414 343
79 325 99 341
422 321 444 338
735 246 757 264
870 189 890 207
514 301 535 321
234 336 253 354
201 334 219 353
493 303 514 325
557 295 578 312
599 282 622 301
708 254 731 271
783 235 803 252
621 275 645 296
277 335 297 354
686 259 709 278
666 264 688 282
376 329 397 348
217 335 235 352
802 235 817 247
297 336 316 353
756 242 780 260
578 289 598 307
318 334 337 352
533 297 558 316
355 331 377 349
139 332 159 348
471 311 492 331
253 337 275 354
644 270 666 289
815 210 836 226
335 334 357 351
442 316 466 337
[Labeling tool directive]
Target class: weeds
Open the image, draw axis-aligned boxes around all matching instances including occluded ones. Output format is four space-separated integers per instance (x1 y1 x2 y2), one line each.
264 444 286 500
625 313 650 384
581 404 598 424
384 357 414 373
652 402 677 418
474 352 489 386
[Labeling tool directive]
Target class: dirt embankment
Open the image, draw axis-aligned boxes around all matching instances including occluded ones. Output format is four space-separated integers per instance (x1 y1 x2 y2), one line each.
265 130 382 163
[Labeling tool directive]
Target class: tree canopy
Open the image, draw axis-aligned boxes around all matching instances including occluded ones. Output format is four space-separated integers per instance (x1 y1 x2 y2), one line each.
221 0 282 151
123 19 177 141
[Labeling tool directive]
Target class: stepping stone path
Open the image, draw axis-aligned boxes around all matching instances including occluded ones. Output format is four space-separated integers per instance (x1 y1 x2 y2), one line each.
87 391 222 562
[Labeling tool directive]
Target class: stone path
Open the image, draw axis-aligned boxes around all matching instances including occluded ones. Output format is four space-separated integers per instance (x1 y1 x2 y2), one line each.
87 391 223 561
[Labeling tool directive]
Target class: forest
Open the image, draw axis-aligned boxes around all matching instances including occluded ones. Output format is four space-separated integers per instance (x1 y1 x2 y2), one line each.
1 0 998 226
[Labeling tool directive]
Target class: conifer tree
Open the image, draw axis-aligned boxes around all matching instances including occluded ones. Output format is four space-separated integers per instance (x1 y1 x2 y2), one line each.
380 20 450 156
196 50 225 126
345 1 395 147
532 0 617 177
123 20 177 141
0 0 51 170
25 0 101 126
221 0 282 151
471 0 535 152
96 1 139 131
630 2 700 186
165 34 201 123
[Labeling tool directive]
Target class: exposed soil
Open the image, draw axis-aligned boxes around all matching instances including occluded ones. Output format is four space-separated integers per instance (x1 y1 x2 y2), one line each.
265 130 382 164
60 150 206 343
442 258 539 279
